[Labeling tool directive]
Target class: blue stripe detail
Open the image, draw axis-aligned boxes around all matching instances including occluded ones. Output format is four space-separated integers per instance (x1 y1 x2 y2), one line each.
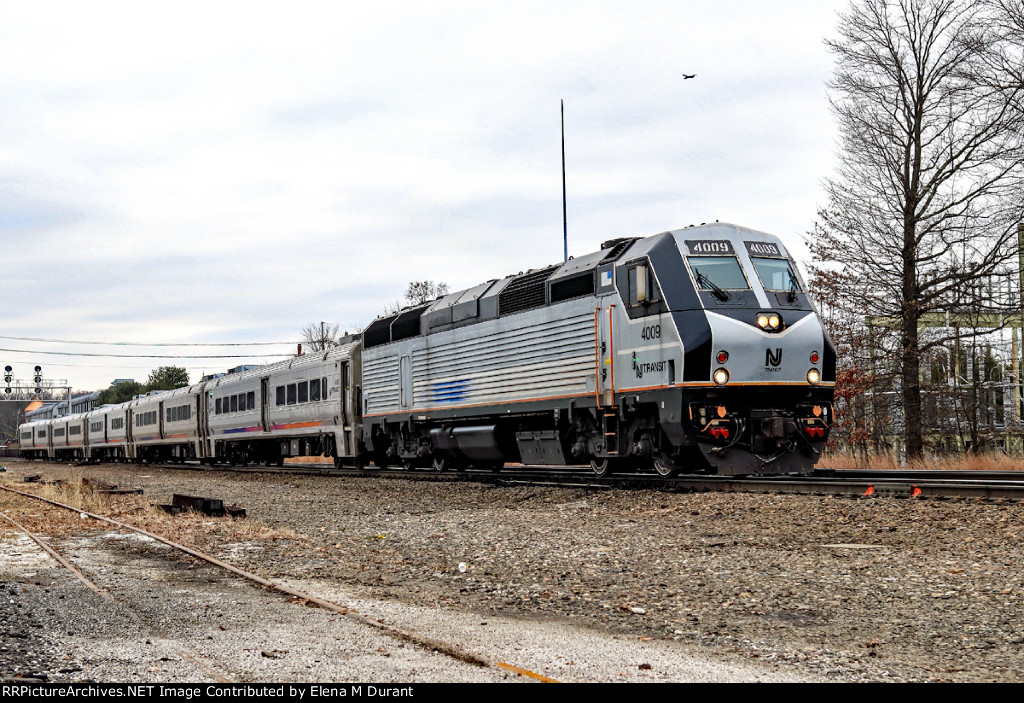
432 380 469 404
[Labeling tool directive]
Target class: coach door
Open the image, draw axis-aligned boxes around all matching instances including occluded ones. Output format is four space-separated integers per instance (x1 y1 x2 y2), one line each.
126 408 134 458
260 378 270 431
196 392 210 459
339 361 351 455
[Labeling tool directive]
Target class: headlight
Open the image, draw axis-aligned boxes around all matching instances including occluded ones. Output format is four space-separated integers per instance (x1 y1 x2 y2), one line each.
807 368 820 385
756 312 783 331
713 368 730 385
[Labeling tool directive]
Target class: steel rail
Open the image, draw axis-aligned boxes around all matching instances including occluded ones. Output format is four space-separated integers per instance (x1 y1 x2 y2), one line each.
19 456 1024 499
0 508 233 683
825 468 1024 482
0 484 561 683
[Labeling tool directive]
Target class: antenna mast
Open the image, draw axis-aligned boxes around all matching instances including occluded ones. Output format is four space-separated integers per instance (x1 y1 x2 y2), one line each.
561 99 568 263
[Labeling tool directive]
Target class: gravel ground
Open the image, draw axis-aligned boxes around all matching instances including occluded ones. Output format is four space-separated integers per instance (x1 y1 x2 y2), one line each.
3 459 1024 682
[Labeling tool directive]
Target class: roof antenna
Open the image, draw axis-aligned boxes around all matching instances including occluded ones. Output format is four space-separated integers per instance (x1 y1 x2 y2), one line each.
561 99 568 263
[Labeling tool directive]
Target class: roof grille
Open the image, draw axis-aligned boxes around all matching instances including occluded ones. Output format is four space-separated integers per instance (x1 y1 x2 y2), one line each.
498 266 558 315
599 237 638 263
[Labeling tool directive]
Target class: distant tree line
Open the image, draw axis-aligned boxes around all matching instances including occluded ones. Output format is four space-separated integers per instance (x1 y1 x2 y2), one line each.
95 366 190 405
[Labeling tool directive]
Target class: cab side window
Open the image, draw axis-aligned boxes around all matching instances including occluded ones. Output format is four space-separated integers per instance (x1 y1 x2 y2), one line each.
627 261 660 307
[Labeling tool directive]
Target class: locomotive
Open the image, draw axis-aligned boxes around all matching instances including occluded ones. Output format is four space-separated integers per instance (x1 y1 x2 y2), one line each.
19 222 835 477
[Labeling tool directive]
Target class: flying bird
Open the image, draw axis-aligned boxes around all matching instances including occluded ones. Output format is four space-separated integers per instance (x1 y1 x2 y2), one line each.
682 73 696 79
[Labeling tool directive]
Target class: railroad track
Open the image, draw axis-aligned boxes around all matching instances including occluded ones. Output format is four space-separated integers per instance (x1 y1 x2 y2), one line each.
12 456 1024 499
145 460 1024 499
0 484 560 683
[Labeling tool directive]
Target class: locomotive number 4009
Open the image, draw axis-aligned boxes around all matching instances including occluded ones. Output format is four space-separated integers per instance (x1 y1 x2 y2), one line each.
641 324 661 340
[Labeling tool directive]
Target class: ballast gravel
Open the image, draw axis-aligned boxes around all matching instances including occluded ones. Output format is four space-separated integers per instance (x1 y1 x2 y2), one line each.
3 460 1024 682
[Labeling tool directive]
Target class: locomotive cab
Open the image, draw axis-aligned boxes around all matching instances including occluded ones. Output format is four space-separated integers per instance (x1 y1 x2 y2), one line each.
613 223 836 475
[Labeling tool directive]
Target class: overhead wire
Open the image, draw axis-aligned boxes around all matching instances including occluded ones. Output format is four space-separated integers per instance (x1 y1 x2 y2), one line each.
0 347 292 359
0 335 295 346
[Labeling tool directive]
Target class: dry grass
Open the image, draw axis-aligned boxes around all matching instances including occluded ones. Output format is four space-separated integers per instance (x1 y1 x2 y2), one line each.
823 451 1024 471
284 455 333 465
1 469 305 552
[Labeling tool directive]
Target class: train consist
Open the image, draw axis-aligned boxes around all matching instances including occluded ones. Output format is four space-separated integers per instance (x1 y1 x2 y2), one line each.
18 223 835 476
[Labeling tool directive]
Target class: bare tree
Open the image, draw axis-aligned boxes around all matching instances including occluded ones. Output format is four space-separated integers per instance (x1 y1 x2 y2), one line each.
300 321 341 352
987 0 1024 94
384 281 450 314
811 0 1024 458
403 281 448 305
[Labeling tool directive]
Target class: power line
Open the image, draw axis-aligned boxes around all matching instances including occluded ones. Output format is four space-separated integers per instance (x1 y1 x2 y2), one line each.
0 335 295 347
0 348 292 360
4 361 253 371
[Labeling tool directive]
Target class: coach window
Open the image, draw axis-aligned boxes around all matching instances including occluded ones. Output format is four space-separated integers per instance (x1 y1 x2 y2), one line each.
276 386 285 406
230 395 238 413
298 381 309 403
287 383 297 405
247 391 255 410
323 377 328 397
310 378 321 402
216 398 222 415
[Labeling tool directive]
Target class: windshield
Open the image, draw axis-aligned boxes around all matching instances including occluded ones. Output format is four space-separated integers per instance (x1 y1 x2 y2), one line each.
751 257 800 291
688 256 750 290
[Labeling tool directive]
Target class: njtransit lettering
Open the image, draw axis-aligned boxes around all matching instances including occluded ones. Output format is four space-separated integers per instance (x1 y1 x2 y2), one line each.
635 360 667 379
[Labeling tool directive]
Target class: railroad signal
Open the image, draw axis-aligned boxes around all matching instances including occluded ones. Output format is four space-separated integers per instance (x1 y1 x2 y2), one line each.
34 365 42 393
3 365 11 384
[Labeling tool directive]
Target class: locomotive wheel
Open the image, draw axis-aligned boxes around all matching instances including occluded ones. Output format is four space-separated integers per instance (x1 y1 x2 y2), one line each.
352 454 366 470
401 459 415 471
652 454 680 478
590 457 621 478
372 454 389 470
432 456 449 472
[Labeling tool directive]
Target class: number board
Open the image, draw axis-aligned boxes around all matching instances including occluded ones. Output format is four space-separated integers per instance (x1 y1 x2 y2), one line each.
685 240 734 255
744 241 784 258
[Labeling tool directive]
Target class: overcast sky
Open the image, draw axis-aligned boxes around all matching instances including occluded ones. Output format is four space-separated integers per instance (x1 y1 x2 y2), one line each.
1 0 847 391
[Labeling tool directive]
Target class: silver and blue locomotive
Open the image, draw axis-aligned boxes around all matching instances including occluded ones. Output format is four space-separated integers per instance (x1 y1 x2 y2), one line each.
19 222 834 477
361 222 835 476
